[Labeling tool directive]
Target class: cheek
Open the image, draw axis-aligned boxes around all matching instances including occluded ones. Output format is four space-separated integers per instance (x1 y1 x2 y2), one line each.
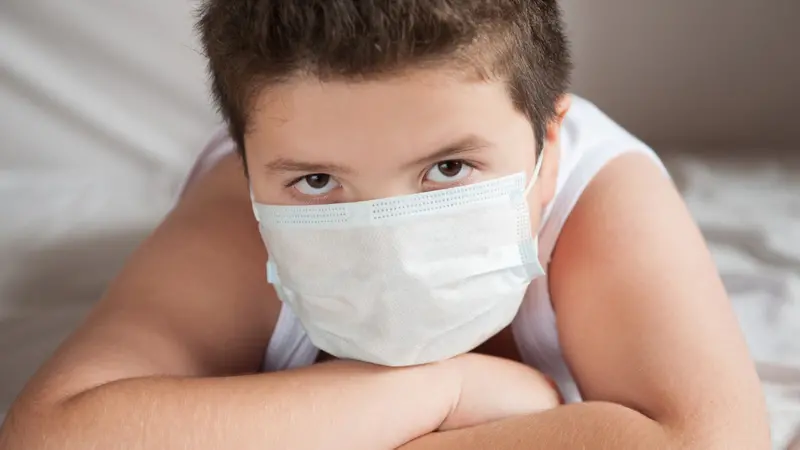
527 197 546 235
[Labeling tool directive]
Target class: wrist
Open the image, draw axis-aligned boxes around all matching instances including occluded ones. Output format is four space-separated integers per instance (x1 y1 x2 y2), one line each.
427 359 463 427
400 360 461 434
297 359 458 446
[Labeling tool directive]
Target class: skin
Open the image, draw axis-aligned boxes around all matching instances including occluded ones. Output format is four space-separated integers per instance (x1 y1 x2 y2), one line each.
0 69 770 449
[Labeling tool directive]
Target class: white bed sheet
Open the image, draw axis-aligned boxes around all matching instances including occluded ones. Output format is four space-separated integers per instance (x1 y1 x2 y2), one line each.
666 155 800 448
1 1 798 447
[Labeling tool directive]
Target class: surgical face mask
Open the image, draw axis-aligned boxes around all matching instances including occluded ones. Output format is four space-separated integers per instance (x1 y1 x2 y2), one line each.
251 158 546 366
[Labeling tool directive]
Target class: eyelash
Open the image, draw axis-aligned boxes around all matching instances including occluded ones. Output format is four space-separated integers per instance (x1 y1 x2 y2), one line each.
421 159 479 183
283 159 482 189
284 176 305 189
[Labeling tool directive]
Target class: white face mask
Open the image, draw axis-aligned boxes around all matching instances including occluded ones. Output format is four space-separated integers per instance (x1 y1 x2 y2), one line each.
252 157 545 366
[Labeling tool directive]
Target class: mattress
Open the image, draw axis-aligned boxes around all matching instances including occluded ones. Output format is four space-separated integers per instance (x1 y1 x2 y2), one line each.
1 1 798 447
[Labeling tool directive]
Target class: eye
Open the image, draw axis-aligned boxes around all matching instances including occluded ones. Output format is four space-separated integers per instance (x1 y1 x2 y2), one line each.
424 160 473 184
292 174 340 196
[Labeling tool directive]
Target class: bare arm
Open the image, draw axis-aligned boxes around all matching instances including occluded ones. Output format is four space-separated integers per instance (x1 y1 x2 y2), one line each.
402 402 671 450
0 155 453 450
4 362 452 450
402 152 771 449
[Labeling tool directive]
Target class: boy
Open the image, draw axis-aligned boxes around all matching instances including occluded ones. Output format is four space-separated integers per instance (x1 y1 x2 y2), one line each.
1 1 770 449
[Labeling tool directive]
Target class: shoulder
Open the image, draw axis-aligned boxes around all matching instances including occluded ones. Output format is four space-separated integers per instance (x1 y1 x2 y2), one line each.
545 150 769 444
539 96 668 263
22 151 282 406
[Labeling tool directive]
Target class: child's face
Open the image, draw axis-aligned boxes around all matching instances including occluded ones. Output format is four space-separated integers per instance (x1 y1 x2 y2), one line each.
246 70 559 217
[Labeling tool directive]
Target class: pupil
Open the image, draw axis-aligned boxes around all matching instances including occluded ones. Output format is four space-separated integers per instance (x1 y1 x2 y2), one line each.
306 174 329 189
438 161 462 177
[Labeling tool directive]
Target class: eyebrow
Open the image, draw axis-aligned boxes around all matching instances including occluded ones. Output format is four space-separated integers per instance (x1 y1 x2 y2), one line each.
263 134 493 174
264 158 353 174
402 134 493 169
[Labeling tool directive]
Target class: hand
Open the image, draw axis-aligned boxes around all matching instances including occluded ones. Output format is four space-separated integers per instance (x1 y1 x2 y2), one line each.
436 353 561 431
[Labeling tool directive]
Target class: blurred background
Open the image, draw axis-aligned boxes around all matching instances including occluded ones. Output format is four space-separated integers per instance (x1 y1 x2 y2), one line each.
1 0 798 447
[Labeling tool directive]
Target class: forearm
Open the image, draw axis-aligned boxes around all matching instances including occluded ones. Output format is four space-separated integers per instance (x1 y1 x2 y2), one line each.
1 362 452 450
402 402 715 450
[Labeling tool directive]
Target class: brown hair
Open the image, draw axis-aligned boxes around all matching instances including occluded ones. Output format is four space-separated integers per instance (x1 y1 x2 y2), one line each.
197 0 571 165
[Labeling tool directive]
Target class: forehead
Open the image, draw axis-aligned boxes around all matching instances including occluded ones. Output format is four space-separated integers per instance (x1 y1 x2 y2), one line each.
244 70 529 166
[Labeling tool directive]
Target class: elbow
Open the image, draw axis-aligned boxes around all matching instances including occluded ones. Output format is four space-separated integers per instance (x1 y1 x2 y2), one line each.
0 399 63 450
679 434 771 450
696 430 771 450
656 395 771 450
667 419 771 450
0 408 35 450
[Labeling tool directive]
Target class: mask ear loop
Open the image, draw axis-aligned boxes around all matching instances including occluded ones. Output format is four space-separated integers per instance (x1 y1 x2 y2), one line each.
521 149 549 274
249 187 261 222
524 148 546 196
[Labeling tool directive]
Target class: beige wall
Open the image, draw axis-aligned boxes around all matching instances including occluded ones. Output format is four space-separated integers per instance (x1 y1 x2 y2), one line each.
2 1 797 152
563 0 800 150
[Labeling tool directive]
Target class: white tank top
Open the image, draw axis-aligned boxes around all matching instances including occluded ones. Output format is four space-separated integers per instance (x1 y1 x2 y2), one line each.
186 96 667 404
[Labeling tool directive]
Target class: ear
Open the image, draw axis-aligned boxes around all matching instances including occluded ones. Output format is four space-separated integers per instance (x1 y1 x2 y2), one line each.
538 94 572 206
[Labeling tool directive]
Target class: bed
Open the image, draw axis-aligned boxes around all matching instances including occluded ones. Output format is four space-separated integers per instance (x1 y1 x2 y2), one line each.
1 1 798 447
